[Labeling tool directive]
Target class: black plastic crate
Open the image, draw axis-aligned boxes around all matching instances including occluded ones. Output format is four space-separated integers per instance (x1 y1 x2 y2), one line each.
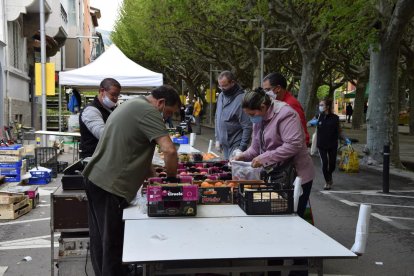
57 161 69 173
35 147 58 178
238 183 293 215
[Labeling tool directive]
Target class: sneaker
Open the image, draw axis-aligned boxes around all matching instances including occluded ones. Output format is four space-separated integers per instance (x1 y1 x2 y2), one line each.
323 183 331 190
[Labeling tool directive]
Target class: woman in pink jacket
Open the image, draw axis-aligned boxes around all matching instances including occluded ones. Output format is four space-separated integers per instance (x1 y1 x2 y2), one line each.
234 88 315 218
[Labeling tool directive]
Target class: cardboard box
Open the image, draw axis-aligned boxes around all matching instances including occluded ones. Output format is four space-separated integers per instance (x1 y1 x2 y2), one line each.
199 186 233 204
147 184 198 217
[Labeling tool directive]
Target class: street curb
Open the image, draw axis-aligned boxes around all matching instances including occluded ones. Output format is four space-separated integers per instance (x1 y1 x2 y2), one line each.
359 163 414 182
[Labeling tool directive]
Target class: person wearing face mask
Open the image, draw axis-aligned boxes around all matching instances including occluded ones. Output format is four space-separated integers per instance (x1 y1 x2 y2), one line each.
315 98 350 190
262 72 310 146
215 71 252 159
234 88 314 218
82 85 181 276
79 78 121 158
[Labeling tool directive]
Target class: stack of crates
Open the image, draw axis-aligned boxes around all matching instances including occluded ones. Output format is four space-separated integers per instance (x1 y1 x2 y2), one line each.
0 145 25 183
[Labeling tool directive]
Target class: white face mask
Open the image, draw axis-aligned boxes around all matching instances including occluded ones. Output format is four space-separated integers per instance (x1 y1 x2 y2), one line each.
319 106 325 113
103 95 116 109
265 90 276 100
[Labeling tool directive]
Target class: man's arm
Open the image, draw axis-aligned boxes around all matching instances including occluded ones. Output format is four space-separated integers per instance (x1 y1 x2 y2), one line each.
238 105 252 151
155 135 178 177
81 106 106 139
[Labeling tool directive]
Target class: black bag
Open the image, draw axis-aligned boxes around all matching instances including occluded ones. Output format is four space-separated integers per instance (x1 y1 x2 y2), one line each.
260 159 297 189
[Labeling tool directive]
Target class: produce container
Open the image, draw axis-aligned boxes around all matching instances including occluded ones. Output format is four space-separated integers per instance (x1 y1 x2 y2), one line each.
238 183 293 215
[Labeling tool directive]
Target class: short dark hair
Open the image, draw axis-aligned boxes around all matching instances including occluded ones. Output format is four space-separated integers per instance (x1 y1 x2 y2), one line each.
263 72 287 89
242 87 271 110
100 78 121 91
151 85 182 107
218 70 236 82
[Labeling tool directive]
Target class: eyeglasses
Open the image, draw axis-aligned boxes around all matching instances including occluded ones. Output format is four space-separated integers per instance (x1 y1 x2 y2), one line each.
105 90 120 100
263 87 274 92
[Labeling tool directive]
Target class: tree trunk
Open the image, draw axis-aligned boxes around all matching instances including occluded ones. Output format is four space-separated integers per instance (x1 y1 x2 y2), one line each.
297 53 323 120
366 45 401 166
252 63 260 90
409 78 414 135
352 73 368 130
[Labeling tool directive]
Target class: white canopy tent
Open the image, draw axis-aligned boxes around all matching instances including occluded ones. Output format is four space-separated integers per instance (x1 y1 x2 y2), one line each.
59 44 163 88
57 44 163 131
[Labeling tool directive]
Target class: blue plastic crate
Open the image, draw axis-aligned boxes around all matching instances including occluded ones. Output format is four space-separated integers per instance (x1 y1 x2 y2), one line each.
29 170 51 179
4 175 21 182
172 136 189 144
0 144 22 150
0 167 22 176
0 161 22 168
28 176 51 185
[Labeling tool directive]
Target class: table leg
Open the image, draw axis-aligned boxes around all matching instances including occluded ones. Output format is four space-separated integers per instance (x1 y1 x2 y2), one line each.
309 258 323 276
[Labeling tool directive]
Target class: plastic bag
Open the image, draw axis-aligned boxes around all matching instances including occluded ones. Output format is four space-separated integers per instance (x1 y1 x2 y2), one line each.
231 160 262 180
310 131 318 156
339 145 359 173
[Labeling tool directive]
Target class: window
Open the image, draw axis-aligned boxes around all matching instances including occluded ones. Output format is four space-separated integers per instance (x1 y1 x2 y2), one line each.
8 20 24 70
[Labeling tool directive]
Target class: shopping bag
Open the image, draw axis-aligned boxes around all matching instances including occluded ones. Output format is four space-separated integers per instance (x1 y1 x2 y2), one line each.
339 145 359 173
310 131 318 156
231 161 262 180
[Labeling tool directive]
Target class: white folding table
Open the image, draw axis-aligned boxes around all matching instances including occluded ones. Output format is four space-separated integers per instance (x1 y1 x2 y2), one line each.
122 205 357 275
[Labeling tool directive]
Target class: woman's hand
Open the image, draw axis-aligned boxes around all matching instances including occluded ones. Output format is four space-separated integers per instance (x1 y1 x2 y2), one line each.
232 154 244 161
251 157 263 168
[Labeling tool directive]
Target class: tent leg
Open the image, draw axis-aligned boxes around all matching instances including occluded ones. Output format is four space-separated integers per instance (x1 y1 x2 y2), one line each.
59 85 62 132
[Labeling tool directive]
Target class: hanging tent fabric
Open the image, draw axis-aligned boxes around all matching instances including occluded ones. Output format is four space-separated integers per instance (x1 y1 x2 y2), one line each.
59 44 163 88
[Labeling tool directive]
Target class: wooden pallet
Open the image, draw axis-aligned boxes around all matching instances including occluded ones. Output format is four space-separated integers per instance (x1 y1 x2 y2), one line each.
0 197 31 220
0 192 25 204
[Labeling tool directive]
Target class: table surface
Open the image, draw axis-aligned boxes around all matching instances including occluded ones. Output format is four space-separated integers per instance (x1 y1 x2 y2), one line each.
123 207 357 263
35 130 81 137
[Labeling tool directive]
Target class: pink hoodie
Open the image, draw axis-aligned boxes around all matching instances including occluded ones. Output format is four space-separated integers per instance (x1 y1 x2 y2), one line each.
241 101 315 184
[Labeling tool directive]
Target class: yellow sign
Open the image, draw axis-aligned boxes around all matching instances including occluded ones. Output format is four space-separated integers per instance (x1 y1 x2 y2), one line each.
35 63 55 96
179 94 186 104
205 88 217 103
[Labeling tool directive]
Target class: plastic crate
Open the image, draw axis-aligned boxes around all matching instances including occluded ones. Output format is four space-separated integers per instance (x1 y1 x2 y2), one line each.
29 170 51 179
22 156 36 169
28 177 51 185
0 167 22 176
172 136 189 144
4 175 21 182
0 144 23 150
238 183 293 215
35 147 58 178
57 161 69 173
0 161 22 168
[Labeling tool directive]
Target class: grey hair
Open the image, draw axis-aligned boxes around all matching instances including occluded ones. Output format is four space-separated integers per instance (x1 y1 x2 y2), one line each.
218 70 236 82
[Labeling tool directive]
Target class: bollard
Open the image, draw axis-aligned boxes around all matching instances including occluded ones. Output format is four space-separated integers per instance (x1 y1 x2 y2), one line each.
382 144 390 193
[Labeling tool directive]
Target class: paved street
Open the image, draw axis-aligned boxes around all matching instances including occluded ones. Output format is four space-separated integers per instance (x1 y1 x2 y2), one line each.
0 124 413 275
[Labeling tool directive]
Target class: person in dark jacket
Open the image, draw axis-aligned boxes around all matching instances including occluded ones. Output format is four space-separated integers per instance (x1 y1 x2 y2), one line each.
215 71 252 159
316 98 350 190
346 102 353 123
79 78 121 158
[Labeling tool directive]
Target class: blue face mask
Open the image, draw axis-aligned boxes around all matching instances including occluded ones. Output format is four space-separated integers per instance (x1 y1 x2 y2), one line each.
249 115 263 124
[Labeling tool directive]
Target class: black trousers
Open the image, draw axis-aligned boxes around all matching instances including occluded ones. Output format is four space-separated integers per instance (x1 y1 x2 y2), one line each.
297 181 312 219
318 147 337 183
84 178 129 276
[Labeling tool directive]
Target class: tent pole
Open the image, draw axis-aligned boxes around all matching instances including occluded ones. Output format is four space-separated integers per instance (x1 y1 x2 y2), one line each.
59 84 62 131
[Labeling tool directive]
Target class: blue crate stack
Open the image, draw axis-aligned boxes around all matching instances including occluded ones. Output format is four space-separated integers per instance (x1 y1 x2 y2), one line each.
0 145 24 183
